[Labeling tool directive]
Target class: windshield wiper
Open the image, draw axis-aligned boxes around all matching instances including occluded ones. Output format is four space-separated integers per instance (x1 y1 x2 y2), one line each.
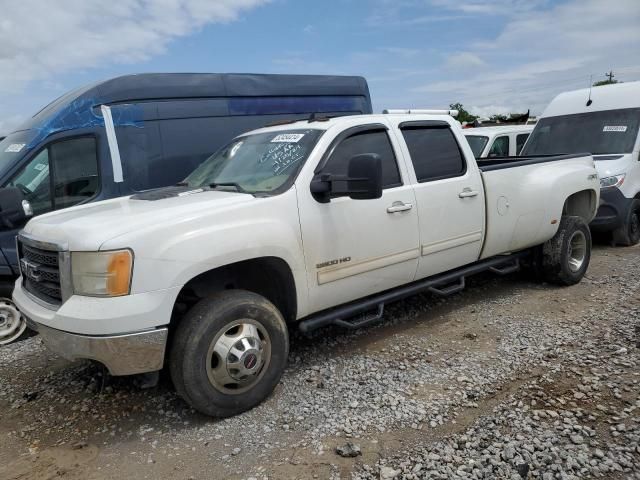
209 182 250 194
175 181 189 186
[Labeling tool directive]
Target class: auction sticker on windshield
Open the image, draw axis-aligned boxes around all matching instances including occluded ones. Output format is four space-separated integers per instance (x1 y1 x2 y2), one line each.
603 126 628 132
4 143 26 153
271 134 305 143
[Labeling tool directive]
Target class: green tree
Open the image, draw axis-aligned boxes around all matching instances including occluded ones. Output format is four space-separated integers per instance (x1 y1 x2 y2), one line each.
593 79 619 86
449 103 477 123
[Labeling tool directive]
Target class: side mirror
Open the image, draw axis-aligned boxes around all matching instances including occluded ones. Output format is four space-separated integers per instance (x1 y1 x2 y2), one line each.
310 153 383 202
346 153 383 200
0 187 33 229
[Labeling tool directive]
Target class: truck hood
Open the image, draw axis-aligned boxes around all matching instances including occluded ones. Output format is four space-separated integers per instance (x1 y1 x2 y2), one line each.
23 188 255 251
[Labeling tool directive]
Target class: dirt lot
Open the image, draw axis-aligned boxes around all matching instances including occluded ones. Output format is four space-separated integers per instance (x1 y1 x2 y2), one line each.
0 243 638 480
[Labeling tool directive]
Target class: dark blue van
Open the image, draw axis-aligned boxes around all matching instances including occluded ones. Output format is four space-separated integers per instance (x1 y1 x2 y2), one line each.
0 73 372 343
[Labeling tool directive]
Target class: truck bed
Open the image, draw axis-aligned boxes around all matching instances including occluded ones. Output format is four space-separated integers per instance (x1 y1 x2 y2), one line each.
478 153 597 259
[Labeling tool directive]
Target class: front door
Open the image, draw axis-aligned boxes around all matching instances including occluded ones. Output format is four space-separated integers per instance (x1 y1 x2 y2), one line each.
297 124 420 314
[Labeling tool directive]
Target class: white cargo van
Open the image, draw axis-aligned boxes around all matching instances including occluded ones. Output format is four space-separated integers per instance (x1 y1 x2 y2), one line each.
463 125 534 158
522 82 640 245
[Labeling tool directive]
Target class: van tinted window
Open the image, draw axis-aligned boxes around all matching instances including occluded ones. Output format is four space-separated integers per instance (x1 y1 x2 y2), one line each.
523 108 640 156
402 127 466 182
50 137 99 209
8 149 51 215
6 137 98 214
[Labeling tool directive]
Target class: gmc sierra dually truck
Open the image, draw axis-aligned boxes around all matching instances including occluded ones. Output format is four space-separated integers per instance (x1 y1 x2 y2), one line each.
8 111 599 417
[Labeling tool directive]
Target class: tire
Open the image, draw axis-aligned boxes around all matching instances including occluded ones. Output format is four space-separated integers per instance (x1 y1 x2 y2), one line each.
541 215 591 286
612 199 640 246
170 290 289 417
0 282 30 346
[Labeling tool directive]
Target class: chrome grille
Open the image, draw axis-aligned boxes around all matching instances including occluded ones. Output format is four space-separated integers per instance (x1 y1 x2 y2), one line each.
19 242 62 305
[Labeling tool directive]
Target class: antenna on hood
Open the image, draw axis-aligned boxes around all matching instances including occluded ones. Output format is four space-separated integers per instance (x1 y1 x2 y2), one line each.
586 75 593 107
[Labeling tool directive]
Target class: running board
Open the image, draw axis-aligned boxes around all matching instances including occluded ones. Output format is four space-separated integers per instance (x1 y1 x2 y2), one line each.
298 252 529 334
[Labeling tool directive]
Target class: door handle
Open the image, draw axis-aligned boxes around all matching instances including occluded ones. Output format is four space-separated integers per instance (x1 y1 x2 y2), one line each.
458 188 479 198
387 202 413 213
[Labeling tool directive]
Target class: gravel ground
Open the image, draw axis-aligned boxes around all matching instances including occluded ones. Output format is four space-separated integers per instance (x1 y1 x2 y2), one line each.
0 243 638 480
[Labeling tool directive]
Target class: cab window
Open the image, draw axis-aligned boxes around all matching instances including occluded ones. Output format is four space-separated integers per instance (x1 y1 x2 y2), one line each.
516 133 529 155
401 126 466 182
322 130 402 191
488 136 509 157
6 137 99 215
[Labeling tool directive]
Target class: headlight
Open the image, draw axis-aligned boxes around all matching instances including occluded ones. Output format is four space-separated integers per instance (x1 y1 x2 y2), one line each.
600 174 625 189
71 250 133 297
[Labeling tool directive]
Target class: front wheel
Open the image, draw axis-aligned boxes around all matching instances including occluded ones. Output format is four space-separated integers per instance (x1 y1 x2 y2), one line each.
541 215 592 286
612 199 640 246
170 290 289 417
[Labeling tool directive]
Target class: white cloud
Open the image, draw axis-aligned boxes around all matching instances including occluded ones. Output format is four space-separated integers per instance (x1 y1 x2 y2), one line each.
411 0 640 114
430 0 546 15
445 52 486 69
0 0 268 132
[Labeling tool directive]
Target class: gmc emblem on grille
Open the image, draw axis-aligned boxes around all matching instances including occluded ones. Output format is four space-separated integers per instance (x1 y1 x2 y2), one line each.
20 259 43 282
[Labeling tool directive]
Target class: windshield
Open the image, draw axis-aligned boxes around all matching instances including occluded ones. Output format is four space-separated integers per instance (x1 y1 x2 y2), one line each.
0 131 36 178
465 135 489 157
522 107 640 157
184 129 323 194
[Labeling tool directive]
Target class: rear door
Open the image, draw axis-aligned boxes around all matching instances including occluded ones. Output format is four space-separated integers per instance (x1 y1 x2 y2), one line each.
297 123 420 313
394 120 485 279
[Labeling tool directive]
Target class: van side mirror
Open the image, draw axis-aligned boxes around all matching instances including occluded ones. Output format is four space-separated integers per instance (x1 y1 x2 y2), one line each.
310 153 383 203
0 187 33 229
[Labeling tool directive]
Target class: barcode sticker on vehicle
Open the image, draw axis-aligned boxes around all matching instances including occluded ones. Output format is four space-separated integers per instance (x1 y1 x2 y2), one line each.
603 126 627 132
4 143 25 153
271 134 305 143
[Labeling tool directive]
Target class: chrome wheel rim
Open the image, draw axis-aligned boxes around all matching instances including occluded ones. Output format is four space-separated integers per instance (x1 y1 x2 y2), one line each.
206 319 271 395
0 297 26 345
567 230 587 273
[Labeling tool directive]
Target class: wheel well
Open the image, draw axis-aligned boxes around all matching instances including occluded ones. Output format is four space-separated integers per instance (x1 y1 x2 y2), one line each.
563 190 597 222
171 257 297 328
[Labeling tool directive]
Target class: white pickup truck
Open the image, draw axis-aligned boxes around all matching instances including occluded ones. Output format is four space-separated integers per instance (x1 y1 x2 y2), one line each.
9 112 600 417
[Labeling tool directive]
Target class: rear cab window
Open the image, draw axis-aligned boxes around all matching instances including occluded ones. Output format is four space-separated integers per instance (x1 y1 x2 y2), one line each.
400 124 466 182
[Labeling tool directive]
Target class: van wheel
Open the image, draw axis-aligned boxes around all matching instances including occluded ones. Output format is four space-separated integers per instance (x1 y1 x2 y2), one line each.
541 216 591 286
612 199 640 246
170 290 289 417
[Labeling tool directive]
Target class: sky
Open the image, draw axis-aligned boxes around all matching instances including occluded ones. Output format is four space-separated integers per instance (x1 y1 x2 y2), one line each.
0 0 639 134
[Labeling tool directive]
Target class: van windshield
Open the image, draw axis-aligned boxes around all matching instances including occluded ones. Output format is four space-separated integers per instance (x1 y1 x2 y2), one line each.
465 135 489 157
184 129 323 194
522 107 640 157
0 131 36 178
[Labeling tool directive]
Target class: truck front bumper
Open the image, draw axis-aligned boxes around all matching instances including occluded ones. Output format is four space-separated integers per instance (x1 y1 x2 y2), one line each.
27 320 167 376
13 278 176 376
590 187 630 232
